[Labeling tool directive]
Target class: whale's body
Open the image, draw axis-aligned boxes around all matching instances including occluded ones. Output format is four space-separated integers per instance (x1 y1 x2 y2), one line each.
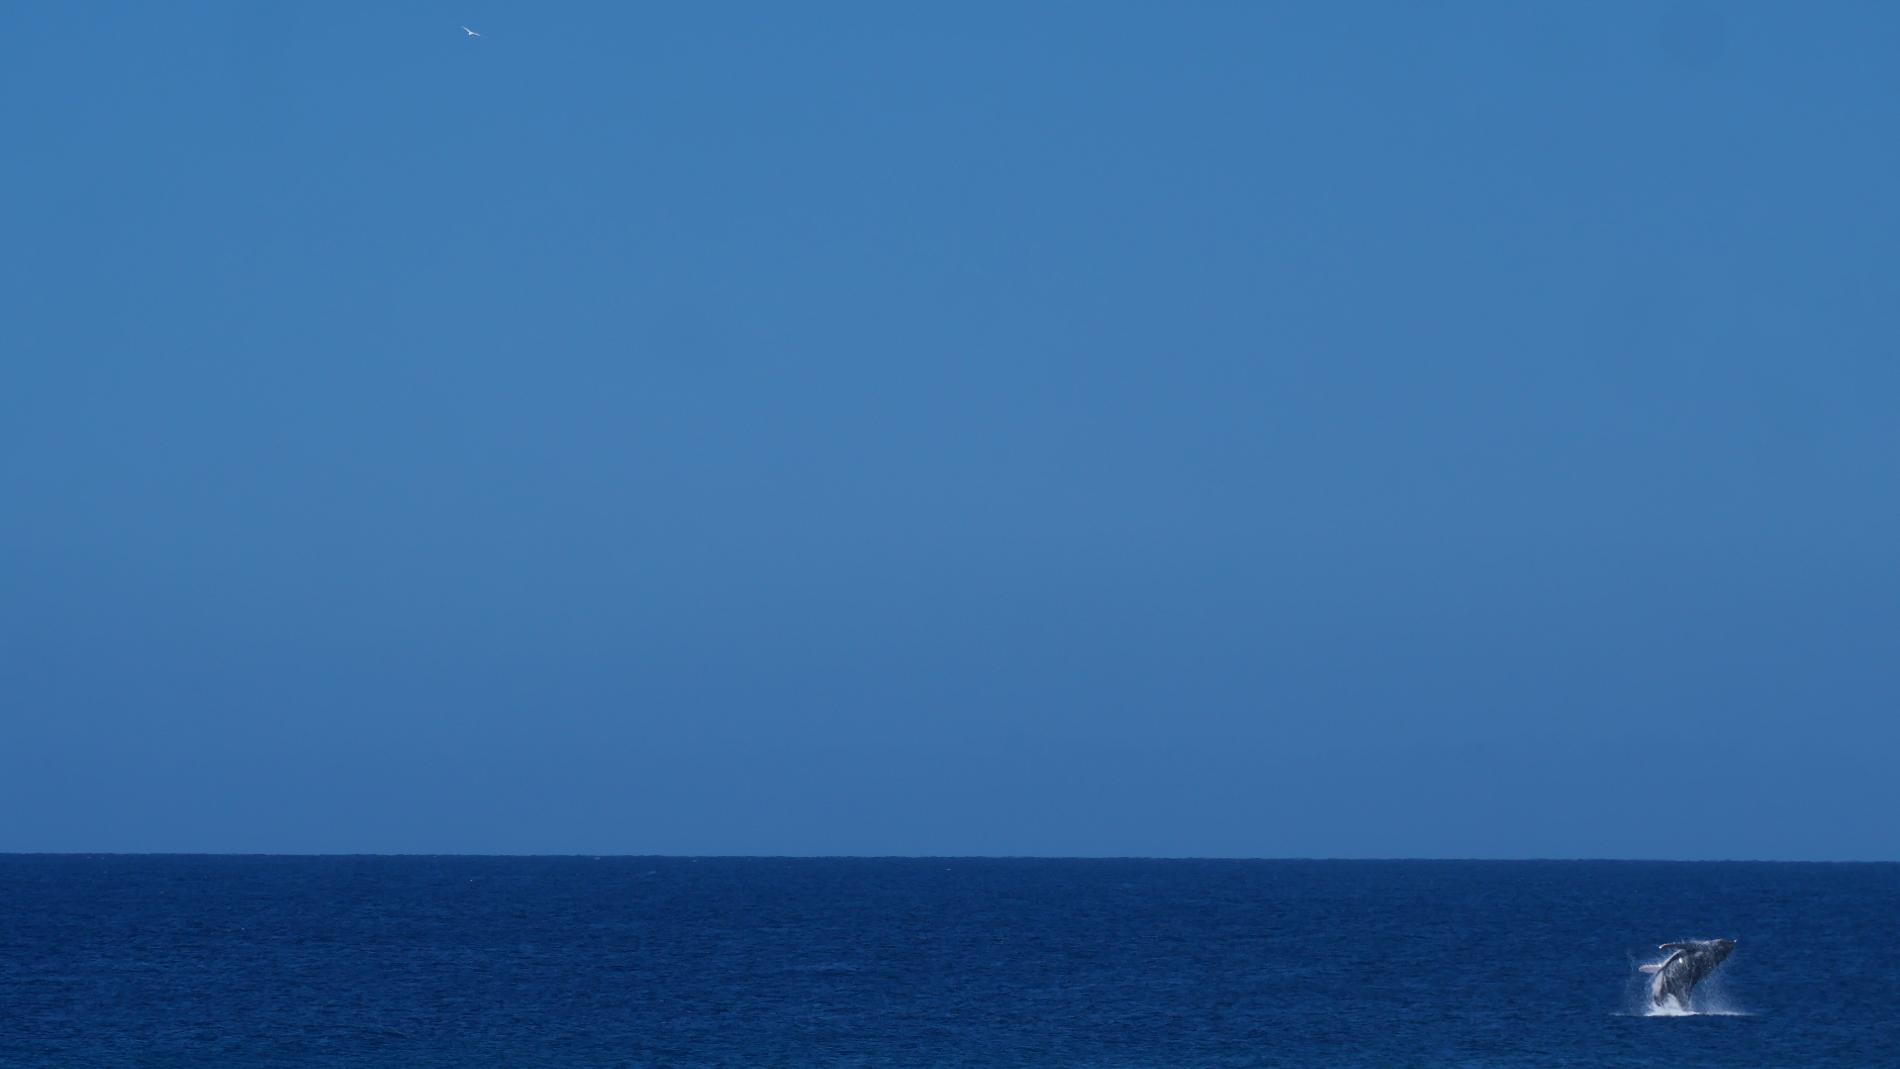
1643 938 1735 1009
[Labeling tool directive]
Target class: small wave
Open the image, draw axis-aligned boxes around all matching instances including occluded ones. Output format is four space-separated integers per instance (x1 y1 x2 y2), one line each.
785 961 862 975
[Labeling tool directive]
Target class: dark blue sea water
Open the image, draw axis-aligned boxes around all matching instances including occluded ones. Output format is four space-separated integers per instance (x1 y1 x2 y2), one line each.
2 857 1895 1067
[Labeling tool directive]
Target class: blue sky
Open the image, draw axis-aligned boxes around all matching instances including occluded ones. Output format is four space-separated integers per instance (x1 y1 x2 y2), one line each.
3 2 1896 858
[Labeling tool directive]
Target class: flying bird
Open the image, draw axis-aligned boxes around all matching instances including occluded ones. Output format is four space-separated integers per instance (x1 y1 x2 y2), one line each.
462 26 481 38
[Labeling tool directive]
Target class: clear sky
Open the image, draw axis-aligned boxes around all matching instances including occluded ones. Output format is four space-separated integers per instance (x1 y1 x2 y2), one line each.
3 3 1896 859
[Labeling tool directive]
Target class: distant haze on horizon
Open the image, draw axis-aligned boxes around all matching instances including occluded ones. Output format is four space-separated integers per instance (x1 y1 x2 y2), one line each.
3 3 1896 860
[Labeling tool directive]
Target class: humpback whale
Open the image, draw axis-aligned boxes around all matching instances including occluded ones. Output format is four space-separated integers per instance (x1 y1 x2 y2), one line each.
1641 938 1735 1009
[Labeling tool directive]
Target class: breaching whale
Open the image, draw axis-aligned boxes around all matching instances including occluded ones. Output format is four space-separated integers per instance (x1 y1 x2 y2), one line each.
1641 938 1735 1009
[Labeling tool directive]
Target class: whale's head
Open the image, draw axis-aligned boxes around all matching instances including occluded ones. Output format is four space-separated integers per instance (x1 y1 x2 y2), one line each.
1708 938 1736 962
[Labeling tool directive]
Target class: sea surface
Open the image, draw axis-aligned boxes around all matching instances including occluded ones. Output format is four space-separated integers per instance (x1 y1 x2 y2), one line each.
2 857 1895 1067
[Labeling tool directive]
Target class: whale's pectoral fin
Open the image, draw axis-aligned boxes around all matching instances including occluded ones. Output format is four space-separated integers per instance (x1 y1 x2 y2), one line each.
1639 964 1663 974
1658 943 1691 951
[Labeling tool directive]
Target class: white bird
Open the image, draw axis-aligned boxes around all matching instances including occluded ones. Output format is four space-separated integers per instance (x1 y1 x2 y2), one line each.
462 26 481 38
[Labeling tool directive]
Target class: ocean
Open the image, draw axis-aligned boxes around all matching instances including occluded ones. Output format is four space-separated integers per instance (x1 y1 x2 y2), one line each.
2 856 1894 1067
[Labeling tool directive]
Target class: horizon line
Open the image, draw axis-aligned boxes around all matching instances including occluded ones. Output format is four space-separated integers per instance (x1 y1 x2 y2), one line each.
3 852 1895 864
